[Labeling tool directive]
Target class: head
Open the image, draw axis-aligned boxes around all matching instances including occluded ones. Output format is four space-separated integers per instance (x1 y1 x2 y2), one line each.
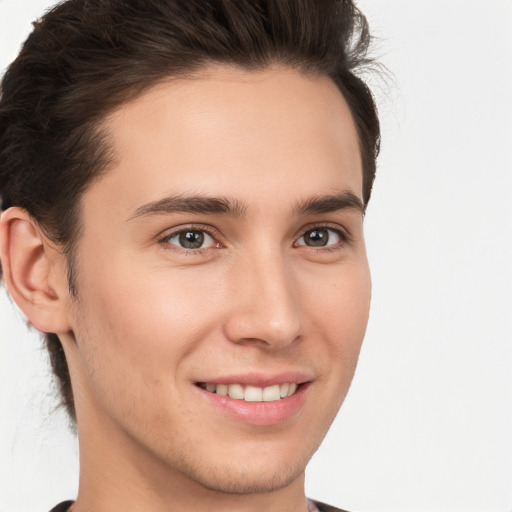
0 0 379 499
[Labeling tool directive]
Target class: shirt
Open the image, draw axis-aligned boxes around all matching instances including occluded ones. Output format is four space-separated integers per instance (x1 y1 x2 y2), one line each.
50 498 349 511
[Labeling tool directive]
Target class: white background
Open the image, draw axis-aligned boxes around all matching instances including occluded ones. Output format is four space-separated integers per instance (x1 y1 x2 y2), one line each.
1 1 511 511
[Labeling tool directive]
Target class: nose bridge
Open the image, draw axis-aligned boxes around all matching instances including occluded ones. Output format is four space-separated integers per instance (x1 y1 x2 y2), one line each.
224 245 302 348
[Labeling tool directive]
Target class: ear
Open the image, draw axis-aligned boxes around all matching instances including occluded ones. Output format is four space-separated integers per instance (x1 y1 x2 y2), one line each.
0 207 72 334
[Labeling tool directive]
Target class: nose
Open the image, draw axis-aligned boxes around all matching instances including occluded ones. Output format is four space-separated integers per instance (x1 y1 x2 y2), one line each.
223 250 302 349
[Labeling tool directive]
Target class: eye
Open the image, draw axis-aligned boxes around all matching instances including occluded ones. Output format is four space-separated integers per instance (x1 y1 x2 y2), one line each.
164 229 217 250
296 227 344 248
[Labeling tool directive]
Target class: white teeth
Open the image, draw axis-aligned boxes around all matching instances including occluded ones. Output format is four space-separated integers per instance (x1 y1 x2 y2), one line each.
202 382 301 402
262 385 281 402
227 384 244 399
287 383 297 397
216 384 228 396
244 385 263 402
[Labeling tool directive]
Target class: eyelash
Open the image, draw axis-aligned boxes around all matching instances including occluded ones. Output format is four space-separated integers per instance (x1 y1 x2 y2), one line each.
296 224 351 252
157 224 351 255
157 224 219 256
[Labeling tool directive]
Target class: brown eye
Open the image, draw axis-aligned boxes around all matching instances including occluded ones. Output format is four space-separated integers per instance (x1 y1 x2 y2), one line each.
297 227 343 247
166 230 215 250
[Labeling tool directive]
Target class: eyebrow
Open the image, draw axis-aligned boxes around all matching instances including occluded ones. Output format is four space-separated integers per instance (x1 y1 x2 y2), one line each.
294 191 366 216
127 190 365 222
128 195 247 220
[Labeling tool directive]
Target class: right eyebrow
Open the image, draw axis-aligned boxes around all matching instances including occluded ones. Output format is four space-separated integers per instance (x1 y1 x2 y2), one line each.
127 195 247 221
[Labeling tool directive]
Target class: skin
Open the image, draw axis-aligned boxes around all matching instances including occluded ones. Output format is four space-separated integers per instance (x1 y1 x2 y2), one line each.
1 66 371 512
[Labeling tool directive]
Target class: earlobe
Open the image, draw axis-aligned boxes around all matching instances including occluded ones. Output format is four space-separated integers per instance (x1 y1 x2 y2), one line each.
0 207 72 334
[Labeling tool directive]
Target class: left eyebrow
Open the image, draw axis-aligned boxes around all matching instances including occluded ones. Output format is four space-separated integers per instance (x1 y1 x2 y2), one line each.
294 191 366 216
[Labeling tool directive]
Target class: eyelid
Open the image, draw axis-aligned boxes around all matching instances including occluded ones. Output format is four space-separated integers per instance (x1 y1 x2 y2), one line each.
157 223 219 239
155 221 351 255
157 224 223 253
295 223 352 244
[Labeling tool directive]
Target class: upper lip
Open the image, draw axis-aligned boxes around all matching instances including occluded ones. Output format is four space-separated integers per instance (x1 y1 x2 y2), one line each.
195 371 313 387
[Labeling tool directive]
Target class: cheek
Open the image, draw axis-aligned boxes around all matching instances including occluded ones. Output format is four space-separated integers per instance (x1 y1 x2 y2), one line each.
72 257 221 400
335 269 371 350
84 276 208 355
300 260 371 409
70 265 220 434
303 261 371 345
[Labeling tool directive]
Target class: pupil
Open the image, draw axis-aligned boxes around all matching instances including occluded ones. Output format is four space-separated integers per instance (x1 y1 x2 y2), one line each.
306 229 328 247
180 231 204 249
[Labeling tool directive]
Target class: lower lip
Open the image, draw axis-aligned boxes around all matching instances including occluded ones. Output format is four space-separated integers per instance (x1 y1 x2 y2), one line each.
195 383 310 426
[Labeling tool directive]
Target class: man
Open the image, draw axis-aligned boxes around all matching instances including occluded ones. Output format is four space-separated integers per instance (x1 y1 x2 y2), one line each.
0 1 380 511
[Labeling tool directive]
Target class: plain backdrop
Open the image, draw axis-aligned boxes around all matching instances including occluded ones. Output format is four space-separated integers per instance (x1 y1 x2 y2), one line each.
1 1 511 511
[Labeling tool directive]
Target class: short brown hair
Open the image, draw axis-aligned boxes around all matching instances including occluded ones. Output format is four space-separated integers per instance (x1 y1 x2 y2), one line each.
0 0 380 420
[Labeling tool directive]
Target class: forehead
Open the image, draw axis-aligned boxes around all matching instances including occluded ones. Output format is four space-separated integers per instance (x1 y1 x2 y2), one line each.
89 66 363 216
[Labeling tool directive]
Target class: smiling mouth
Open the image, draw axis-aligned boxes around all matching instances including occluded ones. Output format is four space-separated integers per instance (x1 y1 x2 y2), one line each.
196 382 302 402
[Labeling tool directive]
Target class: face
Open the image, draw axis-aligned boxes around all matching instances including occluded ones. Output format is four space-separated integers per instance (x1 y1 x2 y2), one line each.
61 66 371 496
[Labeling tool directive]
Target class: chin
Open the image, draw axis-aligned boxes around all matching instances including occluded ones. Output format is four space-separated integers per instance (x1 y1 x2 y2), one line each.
192 463 305 495
173 443 312 495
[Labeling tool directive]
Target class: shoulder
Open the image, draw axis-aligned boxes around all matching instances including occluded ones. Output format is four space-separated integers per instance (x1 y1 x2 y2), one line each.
310 498 352 512
48 501 74 512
